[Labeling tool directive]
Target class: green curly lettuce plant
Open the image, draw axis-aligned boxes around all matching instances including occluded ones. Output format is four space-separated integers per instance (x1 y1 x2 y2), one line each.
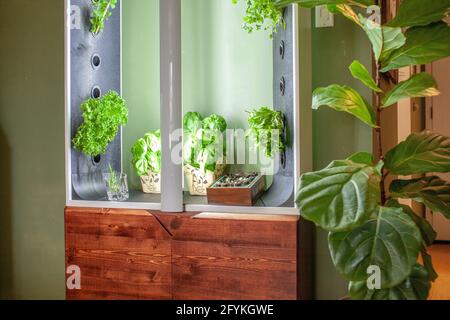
235 0 450 300
90 0 117 35
132 130 161 177
73 90 128 156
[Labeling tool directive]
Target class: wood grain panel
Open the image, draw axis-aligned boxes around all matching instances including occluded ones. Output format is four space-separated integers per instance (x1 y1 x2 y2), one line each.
158 212 301 300
65 208 313 300
155 212 299 249
172 240 297 300
65 207 172 300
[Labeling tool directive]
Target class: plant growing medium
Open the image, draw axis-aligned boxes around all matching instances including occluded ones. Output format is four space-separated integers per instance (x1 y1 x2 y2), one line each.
90 0 117 35
183 112 227 173
73 90 128 156
234 0 450 300
132 130 161 177
247 106 285 158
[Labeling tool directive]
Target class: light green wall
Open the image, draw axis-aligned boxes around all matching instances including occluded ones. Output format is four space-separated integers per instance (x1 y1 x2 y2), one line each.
312 14 373 300
181 0 273 129
0 0 65 299
122 0 160 189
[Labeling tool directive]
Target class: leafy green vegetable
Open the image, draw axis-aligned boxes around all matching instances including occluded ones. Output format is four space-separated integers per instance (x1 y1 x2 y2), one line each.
231 0 284 36
183 112 203 135
233 0 374 37
183 112 227 173
382 73 440 108
90 0 117 35
247 106 285 158
73 91 128 156
132 130 161 177
203 114 227 132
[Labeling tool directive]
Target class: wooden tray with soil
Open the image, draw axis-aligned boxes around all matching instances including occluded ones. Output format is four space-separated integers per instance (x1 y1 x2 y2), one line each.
206 173 265 206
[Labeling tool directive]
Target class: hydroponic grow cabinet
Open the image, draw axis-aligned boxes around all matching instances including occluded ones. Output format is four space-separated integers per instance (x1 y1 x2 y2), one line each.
65 0 311 215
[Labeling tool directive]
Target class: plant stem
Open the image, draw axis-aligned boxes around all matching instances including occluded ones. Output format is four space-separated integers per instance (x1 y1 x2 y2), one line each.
375 0 387 205
95 0 111 34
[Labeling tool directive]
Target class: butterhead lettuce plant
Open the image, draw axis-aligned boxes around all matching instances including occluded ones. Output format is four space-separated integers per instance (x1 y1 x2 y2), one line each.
234 0 450 300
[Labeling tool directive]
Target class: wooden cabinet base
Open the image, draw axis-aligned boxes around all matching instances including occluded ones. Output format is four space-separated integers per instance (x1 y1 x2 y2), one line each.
65 207 313 300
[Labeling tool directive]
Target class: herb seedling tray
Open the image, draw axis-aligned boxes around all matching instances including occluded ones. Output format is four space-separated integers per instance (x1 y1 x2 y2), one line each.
206 173 265 206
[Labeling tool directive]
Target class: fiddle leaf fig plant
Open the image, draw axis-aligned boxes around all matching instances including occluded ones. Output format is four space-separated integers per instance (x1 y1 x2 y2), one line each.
90 0 117 35
234 0 450 300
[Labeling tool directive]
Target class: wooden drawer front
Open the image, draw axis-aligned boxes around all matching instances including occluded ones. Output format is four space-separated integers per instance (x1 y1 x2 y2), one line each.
172 240 297 300
65 208 172 300
164 213 299 300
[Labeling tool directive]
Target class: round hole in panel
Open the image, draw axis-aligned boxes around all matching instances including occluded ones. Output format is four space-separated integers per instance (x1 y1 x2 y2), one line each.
279 41 285 59
91 86 101 99
279 77 286 96
91 154 101 166
91 53 101 69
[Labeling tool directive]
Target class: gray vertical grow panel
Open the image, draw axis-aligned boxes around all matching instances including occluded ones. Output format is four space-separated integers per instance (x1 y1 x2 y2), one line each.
261 6 295 207
70 0 122 200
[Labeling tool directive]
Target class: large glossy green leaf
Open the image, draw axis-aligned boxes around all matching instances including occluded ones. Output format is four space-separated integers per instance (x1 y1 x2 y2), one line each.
388 0 450 28
347 151 374 165
384 131 450 175
312 85 377 127
359 15 406 63
349 60 382 93
379 26 407 62
296 160 380 232
360 15 382 60
381 22 450 72
386 199 437 246
329 206 422 288
390 176 450 219
349 264 431 300
382 73 440 108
